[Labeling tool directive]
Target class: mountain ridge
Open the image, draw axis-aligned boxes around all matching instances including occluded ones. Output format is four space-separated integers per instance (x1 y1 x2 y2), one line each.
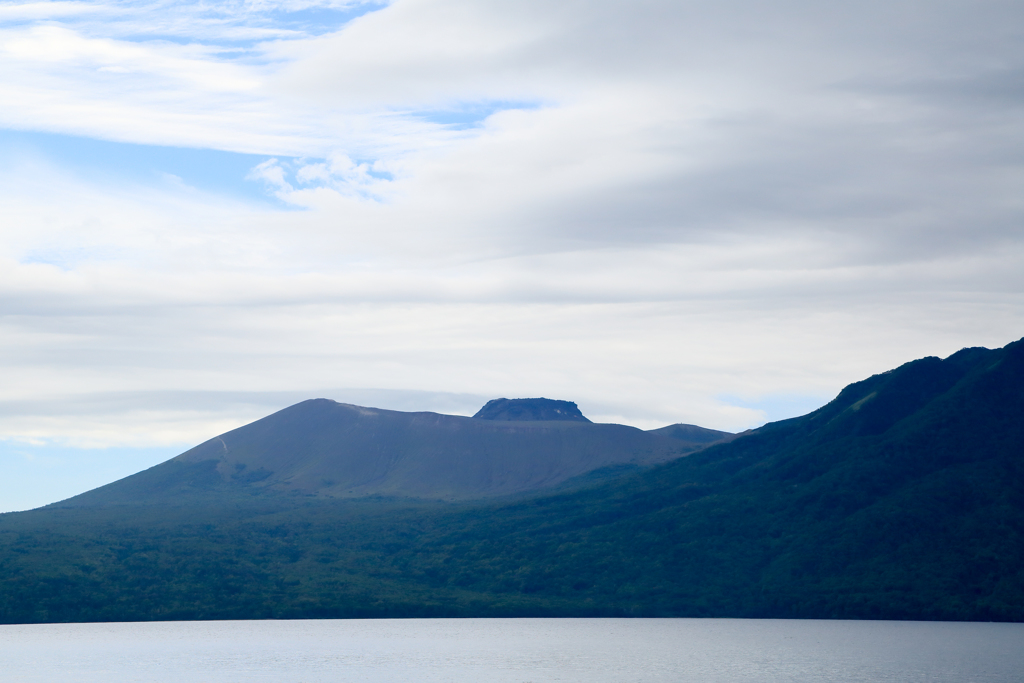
53 399 730 506
2 337 1022 624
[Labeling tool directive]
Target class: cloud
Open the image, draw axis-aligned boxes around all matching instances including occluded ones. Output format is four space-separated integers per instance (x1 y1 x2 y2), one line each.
0 0 1021 472
251 153 396 202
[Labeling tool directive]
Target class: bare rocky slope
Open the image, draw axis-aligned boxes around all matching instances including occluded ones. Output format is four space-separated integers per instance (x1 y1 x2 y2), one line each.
56 398 730 505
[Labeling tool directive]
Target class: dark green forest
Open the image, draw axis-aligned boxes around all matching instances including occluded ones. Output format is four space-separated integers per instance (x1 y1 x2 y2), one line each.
1 339 1022 624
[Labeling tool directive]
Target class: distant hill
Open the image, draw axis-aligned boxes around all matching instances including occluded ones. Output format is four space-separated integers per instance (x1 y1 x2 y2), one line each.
54 399 728 506
646 422 736 444
1 338 1021 624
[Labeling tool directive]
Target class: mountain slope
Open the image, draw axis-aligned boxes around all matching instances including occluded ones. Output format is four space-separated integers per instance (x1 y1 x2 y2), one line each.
406 338 1024 619
55 400 728 506
1 338 1021 623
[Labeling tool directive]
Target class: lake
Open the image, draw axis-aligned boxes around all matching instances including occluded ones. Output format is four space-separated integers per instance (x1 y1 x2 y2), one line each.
1 618 1021 682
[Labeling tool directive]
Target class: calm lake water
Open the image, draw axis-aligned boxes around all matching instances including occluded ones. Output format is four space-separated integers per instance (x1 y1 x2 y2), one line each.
1 618 1021 682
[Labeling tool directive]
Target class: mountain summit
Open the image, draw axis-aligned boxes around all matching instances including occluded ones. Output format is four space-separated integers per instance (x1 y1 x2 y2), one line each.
472 398 591 422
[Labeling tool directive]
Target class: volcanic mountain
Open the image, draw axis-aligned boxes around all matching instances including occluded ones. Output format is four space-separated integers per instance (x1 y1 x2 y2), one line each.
58 397 731 506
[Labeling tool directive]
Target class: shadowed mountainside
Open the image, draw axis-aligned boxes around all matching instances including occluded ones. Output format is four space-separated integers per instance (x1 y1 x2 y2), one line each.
55 400 730 505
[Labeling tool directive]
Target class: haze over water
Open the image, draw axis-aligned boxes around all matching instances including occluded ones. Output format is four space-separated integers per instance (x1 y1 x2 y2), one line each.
2 618 1022 682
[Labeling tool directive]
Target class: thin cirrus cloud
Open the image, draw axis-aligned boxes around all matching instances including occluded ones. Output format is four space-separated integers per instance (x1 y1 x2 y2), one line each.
0 0 1022 511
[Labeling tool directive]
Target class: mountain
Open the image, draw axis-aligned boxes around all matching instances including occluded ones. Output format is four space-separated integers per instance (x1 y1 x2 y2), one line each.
0 338 1021 624
437 339 1024 620
55 399 729 506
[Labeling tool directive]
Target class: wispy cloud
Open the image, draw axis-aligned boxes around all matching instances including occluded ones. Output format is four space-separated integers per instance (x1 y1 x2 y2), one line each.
0 0 1021 496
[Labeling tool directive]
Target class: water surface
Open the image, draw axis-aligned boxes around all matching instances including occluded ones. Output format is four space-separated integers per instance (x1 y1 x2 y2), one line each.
1 618 1021 682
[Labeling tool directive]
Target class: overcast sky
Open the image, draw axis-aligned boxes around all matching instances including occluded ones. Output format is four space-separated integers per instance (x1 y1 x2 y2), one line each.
1 0 1021 511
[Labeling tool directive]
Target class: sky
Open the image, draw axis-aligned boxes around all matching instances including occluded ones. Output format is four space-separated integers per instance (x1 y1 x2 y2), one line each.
0 0 1022 511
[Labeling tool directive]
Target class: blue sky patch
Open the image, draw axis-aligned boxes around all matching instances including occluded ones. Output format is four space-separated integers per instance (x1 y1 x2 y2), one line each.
263 3 386 36
0 129 296 207
0 441 184 513
0 0 390 41
415 101 542 130
719 393 829 426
